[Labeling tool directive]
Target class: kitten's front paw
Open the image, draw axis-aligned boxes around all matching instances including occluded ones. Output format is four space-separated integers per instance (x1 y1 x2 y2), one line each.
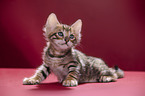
62 79 78 87
23 77 40 85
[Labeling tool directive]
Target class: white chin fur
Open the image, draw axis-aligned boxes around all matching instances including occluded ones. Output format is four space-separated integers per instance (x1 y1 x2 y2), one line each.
51 40 73 50
58 44 70 50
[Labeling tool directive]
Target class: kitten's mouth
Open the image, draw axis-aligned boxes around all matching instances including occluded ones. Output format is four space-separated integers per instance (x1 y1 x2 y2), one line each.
58 43 68 46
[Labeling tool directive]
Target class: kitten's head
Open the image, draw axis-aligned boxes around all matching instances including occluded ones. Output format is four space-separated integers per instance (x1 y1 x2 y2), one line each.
43 13 82 51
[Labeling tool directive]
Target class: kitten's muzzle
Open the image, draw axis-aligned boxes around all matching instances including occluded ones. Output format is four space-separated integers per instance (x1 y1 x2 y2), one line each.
65 37 69 44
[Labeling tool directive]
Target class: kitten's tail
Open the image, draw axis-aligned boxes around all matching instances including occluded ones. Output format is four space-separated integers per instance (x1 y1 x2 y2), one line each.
114 66 124 78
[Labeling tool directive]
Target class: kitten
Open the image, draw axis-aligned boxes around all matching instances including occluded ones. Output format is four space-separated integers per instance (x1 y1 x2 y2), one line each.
23 13 124 87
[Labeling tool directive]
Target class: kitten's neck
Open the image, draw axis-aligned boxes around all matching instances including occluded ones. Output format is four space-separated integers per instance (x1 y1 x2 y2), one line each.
48 44 71 57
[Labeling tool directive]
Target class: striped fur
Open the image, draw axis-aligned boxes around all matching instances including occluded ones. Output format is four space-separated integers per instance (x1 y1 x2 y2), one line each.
23 13 124 86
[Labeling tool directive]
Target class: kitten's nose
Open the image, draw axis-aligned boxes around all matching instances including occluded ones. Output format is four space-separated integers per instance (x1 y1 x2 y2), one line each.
65 37 69 44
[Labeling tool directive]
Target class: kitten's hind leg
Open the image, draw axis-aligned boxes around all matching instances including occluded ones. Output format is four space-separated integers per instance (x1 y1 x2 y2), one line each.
97 69 118 83
97 75 117 82
23 64 50 85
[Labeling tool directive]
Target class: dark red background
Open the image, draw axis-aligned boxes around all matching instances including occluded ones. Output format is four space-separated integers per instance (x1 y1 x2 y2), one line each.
0 0 145 71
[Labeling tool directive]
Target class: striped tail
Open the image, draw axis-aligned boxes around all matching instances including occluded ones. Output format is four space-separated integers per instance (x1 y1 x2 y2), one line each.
114 66 124 78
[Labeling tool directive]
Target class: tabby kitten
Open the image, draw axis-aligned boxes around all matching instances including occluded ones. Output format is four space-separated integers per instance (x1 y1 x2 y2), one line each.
23 13 124 87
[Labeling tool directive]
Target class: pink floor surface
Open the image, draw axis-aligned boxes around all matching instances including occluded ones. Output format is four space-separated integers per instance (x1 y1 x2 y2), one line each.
0 68 145 96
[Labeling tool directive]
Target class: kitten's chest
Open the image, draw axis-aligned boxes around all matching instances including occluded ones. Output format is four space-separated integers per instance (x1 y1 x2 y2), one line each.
47 57 72 80
48 58 64 66
45 55 73 70
44 50 76 76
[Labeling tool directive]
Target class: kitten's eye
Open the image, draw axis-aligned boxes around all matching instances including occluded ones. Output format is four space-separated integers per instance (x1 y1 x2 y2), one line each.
58 32 63 37
70 34 74 39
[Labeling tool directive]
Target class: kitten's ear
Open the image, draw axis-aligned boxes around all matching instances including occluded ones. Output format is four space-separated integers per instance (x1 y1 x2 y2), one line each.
71 19 82 34
43 13 60 32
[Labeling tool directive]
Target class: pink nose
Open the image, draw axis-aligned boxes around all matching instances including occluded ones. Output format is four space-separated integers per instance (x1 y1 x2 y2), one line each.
65 37 69 43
